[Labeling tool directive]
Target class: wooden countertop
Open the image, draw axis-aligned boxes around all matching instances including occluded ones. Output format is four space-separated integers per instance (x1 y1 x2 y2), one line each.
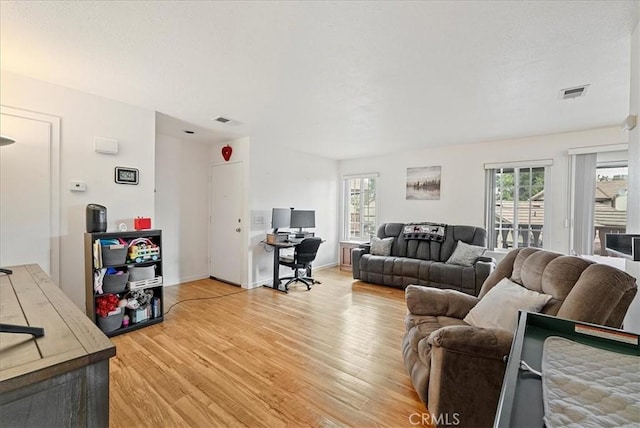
0 264 116 394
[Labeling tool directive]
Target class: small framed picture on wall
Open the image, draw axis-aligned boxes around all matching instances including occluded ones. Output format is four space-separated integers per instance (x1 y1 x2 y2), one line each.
406 166 441 200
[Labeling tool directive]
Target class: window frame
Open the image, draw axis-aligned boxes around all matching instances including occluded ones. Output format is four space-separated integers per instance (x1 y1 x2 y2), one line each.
342 173 378 242
484 160 552 252
568 146 629 256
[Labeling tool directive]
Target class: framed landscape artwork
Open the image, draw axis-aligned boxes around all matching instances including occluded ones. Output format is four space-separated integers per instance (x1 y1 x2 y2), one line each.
406 166 441 200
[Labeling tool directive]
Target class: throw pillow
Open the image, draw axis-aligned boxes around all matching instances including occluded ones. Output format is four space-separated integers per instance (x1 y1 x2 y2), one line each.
370 237 394 256
446 240 487 267
463 277 552 332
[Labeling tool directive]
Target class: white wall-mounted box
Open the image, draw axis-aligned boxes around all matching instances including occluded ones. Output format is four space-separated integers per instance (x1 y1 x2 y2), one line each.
94 137 118 154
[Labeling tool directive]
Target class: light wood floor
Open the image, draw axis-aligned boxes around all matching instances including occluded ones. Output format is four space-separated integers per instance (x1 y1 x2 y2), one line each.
109 267 427 427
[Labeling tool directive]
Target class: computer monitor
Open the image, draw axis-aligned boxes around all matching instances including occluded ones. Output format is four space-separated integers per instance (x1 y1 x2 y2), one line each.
271 208 291 232
290 210 315 233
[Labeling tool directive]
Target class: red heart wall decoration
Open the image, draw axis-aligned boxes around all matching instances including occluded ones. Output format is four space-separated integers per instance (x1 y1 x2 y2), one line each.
221 145 232 161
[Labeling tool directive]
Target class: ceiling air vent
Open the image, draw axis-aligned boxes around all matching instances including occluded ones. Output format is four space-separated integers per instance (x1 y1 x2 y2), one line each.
559 84 589 100
211 116 242 126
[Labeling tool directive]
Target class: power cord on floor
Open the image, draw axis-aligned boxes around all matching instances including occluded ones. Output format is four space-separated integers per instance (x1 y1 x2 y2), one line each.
163 288 250 316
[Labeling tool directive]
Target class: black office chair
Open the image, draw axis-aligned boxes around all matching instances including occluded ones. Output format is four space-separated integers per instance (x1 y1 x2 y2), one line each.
279 237 322 291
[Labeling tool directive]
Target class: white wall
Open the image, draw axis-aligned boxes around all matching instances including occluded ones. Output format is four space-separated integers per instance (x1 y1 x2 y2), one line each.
628 21 640 234
339 126 628 254
0 67 339 300
249 139 339 287
155 132 210 286
623 19 639 333
0 70 156 310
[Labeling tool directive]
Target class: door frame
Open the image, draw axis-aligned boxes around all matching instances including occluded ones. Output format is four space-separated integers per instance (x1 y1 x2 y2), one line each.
209 160 247 287
1 105 61 284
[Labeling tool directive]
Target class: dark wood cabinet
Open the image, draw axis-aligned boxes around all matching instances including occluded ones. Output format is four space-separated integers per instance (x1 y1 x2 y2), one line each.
84 229 164 337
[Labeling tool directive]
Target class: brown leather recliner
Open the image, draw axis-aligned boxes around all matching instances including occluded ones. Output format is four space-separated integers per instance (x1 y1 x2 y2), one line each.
401 248 638 427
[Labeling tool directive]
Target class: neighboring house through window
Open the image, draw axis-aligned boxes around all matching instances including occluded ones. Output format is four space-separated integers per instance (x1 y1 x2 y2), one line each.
569 145 628 256
343 174 378 241
485 160 551 251
592 164 628 255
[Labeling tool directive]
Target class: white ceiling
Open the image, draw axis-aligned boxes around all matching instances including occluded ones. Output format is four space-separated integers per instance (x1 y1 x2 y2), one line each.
1 1 638 159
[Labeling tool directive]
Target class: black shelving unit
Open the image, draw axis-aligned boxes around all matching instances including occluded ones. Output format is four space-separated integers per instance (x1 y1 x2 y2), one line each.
84 229 164 337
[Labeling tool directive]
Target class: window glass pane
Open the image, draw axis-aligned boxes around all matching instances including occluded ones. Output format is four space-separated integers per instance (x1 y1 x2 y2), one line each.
487 166 544 250
349 179 361 238
344 176 377 240
497 168 515 201
363 178 376 238
593 165 627 255
518 169 531 200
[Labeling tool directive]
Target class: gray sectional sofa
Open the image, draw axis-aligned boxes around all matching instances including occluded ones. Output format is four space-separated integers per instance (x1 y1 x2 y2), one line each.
352 222 495 296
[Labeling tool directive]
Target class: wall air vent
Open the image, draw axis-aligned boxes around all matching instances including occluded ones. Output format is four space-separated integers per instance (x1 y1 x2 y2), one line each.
559 84 589 100
213 116 231 123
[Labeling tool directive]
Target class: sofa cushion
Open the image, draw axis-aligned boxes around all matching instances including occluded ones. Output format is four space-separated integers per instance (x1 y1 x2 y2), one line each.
510 247 540 284
446 240 487 267
370 236 394 256
379 223 406 257
430 262 475 289
378 223 487 262
463 277 552 332
398 258 423 279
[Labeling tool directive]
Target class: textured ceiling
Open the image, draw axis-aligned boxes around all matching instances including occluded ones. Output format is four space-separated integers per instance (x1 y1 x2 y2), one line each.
1 1 638 159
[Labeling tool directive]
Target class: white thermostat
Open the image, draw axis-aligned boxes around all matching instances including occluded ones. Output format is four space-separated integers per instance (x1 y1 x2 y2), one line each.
69 181 87 192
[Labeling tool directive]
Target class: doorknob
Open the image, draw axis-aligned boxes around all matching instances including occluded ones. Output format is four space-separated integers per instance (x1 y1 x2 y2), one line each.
235 228 241 232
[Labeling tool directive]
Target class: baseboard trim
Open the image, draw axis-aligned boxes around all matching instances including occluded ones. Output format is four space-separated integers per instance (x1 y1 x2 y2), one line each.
250 262 339 288
209 276 241 287
312 262 339 271
163 274 210 287
165 264 340 289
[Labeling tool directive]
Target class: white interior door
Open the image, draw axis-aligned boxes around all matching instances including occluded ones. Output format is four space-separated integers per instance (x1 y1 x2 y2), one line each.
210 162 244 285
0 114 51 274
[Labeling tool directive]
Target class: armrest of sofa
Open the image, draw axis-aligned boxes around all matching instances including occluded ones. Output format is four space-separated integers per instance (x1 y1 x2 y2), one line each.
351 246 370 279
428 324 513 360
474 256 496 296
405 285 479 318
427 324 513 427
477 255 495 264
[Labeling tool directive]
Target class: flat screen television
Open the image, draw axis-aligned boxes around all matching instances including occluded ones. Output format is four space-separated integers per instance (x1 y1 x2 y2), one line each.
271 208 291 232
290 210 315 232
